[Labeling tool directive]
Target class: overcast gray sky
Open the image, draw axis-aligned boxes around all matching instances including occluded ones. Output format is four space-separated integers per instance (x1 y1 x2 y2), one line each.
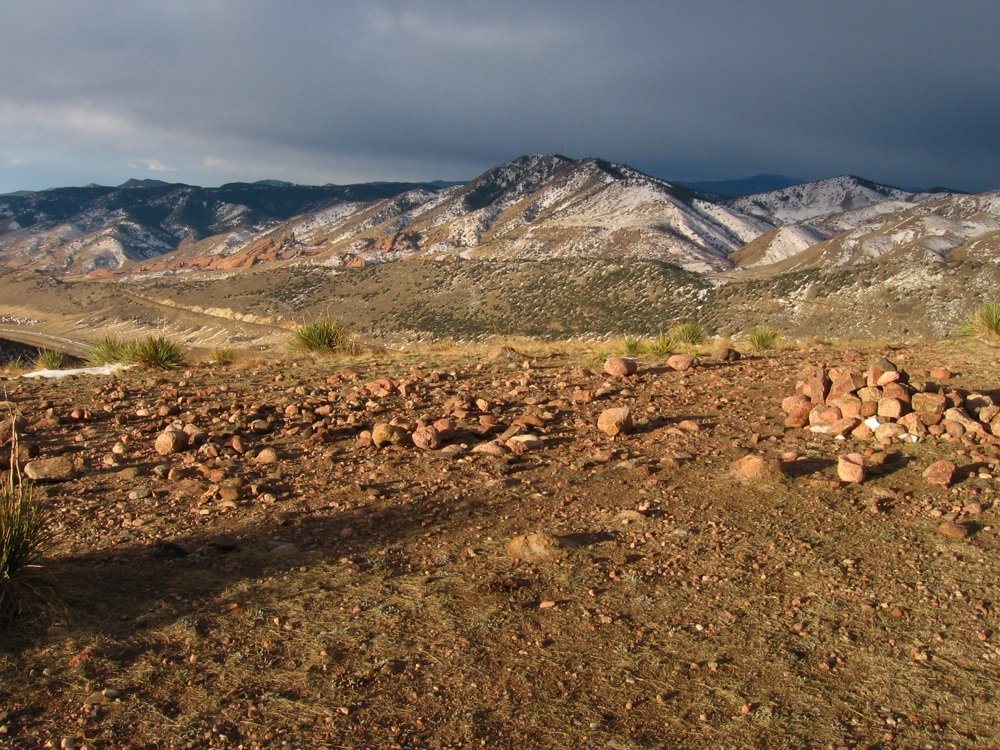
1 1 998 193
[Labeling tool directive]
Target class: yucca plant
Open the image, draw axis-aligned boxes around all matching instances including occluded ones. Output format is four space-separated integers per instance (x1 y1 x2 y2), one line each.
747 325 782 353
86 335 137 366
131 336 185 369
291 319 352 354
0 426 47 617
34 350 69 370
647 331 674 356
669 321 707 346
617 335 644 356
958 302 1000 341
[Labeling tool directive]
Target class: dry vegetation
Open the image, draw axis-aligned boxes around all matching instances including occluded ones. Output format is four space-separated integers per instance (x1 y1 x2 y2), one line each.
0 335 997 749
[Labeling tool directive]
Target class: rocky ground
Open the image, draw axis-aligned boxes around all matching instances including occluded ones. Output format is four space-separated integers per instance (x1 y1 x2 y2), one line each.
0 339 998 749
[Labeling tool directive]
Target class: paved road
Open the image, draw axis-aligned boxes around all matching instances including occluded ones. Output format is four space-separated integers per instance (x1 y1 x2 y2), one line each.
0 327 89 356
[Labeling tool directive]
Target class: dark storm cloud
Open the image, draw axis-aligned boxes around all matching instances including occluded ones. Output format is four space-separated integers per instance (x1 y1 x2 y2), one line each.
1 0 998 192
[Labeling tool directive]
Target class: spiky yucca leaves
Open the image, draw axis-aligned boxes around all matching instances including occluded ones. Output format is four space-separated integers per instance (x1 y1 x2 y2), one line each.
669 322 707 346
87 335 184 369
647 332 674 356
958 302 1000 341
34 350 69 370
86 336 138 366
0 424 47 618
747 326 782 353
617 335 643 356
132 336 185 369
290 319 357 354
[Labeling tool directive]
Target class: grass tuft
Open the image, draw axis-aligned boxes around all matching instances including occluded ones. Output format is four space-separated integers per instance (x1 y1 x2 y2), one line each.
86 336 137 366
132 336 185 369
647 332 674 356
747 325 782 353
669 321 707 346
958 302 1000 341
617 335 644 356
290 319 357 355
34 350 69 371
87 335 183 369
0 421 47 618
208 347 236 365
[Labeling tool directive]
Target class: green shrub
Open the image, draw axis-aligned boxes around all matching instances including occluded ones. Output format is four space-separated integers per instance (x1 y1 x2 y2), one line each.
86 336 137 366
617 335 643 356
669 321 707 346
647 332 674 356
208 347 235 365
959 302 1000 341
34 350 69 370
132 336 185 369
747 325 781 353
0 434 47 617
291 319 354 354
87 335 183 369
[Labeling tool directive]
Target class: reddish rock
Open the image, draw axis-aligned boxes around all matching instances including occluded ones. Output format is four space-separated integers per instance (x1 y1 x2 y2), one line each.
804 366 830 405
827 417 860 437
837 453 866 483
371 423 408 448
912 392 947 415
937 520 971 539
809 404 843 427
155 429 189 456
851 423 875 440
730 454 785 482
877 398 907 420
876 370 901 386
831 396 863 419
827 368 865 401
506 533 564 562
923 460 957 487
857 386 882 403
882 382 911 403
603 357 637 378
666 354 697 372
597 407 632 436
930 367 953 381
781 395 812 428
944 407 986 435
411 425 442 450
875 423 908 442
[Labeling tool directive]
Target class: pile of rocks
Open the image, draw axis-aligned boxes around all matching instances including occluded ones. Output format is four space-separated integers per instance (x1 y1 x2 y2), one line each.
781 357 998 445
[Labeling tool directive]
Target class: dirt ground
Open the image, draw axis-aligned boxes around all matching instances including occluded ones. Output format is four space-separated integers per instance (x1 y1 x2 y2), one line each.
0 339 998 749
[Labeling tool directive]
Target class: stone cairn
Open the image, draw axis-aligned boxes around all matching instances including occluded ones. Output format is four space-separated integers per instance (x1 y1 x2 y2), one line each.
781 357 999 446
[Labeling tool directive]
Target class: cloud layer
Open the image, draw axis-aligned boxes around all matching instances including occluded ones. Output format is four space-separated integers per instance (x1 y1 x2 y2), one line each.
2 1 998 192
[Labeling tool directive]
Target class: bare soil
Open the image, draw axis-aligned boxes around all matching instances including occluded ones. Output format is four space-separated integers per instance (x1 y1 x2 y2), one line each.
1 340 998 749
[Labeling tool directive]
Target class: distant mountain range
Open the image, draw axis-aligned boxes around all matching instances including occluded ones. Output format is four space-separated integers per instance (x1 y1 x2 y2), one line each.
0 155 996 280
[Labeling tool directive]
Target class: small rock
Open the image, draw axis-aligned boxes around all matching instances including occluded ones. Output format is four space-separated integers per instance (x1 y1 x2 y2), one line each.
505 533 564 562
23 456 76 482
604 357 637 378
597 407 632 437
922 459 957 487
154 429 189 456
411 425 442 451
730 454 785 482
837 453 866 484
938 520 971 539
371 423 408 448
930 367 953 380
666 354 697 372
255 447 279 465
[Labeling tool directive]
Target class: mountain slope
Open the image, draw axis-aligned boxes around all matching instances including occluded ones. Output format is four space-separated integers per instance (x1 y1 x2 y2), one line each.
0 180 443 273
194 154 777 274
737 190 1000 274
